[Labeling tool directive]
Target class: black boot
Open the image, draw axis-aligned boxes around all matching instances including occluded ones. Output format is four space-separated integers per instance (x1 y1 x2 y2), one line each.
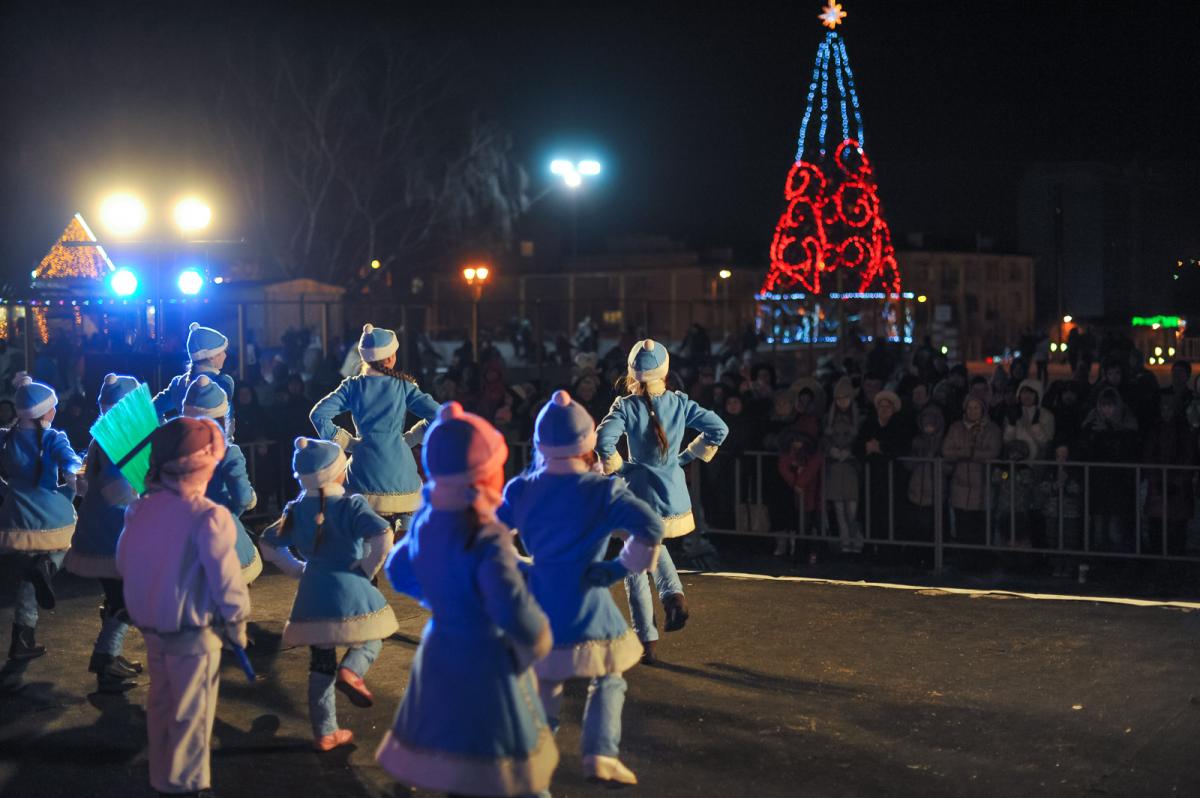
88 650 140 678
640 639 658 666
7 623 45 661
88 653 137 693
96 604 142 674
663 592 690 632
114 655 143 675
28 555 58 610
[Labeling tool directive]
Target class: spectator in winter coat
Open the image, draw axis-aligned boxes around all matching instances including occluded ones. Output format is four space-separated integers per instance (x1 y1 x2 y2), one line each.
824 377 864 553
775 433 823 557
1077 387 1140 551
905 404 945 540
942 395 1003 544
854 390 909 540
1164 361 1193 406
1003 379 1056 462
1143 395 1197 556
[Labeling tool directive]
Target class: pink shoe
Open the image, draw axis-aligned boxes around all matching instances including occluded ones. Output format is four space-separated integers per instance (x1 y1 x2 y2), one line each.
313 728 354 751
336 668 374 708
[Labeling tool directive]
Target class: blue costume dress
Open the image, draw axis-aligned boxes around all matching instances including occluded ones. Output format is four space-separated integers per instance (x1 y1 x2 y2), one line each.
262 489 399 646
376 502 559 797
0 425 83 629
153 366 235 421
310 372 439 518
262 485 398 739
65 441 136 580
205 443 262 585
499 459 663 761
595 388 727 643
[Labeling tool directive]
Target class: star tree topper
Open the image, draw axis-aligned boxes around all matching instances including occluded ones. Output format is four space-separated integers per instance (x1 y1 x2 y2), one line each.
819 2 847 30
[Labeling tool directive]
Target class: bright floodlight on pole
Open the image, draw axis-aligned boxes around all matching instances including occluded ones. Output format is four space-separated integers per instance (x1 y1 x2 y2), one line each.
177 268 205 295
110 268 139 297
577 160 601 176
550 158 602 189
100 193 148 237
550 159 573 176
563 171 583 189
173 197 212 233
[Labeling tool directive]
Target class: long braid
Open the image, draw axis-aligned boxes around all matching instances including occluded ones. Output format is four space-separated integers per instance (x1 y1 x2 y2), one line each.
34 420 46 484
640 384 669 458
463 504 484 550
312 489 328 552
365 359 417 384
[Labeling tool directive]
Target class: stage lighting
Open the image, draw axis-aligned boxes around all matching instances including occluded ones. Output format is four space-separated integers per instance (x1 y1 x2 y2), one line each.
173 197 212 233
177 268 205 295
100 193 148 237
110 268 139 297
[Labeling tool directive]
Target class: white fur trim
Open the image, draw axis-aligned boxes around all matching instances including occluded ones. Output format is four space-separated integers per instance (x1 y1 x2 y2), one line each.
537 428 597 458
375 725 558 797
618 538 661 573
64 549 120 579
240 548 263 586
331 427 355 450
662 510 696 539
534 629 644 680
296 449 349 490
685 434 719 463
362 489 423 514
403 419 429 448
0 524 75 553
601 451 624 475
189 341 228 362
183 398 230 419
18 394 57 420
282 605 400 647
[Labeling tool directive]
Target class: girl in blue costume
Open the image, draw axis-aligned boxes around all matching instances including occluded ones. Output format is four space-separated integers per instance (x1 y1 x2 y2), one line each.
153 322 236 422
595 340 728 663
376 401 558 798
0 374 83 665
311 324 439 533
261 437 398 752
499 390 664 786
182 375 262 585
63 374 143 692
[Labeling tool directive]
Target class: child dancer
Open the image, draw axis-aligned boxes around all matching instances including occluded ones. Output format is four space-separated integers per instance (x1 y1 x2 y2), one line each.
260 437 398 752
154 322 235 421
376 401 558 797
311 324 439 534
595 340 727 662
499 390 664 785
116 416 250 798
1 374 83 664
63 374 143 692
182 375 262 585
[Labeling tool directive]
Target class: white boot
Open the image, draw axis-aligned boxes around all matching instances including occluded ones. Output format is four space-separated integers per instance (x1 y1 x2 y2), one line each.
583 754 638 785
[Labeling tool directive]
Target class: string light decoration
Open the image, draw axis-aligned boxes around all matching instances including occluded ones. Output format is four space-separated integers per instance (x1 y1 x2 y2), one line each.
762 7 901 298
33 213 115 281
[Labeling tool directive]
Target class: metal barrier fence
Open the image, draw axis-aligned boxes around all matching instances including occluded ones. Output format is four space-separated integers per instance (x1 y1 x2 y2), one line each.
693 452 1200 573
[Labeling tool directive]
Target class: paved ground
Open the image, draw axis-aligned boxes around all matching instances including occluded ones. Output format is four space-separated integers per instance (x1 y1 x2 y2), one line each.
2 561 1199 798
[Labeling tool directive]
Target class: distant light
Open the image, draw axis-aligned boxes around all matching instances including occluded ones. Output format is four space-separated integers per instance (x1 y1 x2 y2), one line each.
177 269 204 295
1168 347 1176 357
1050 342 1059 352
213 276 224 285
109 268 139 297
30 269 37 279
577 160 602 176
100 193 147 237
463 267 477 281
1060 343 1068 351
1158 357 1166 365
917 294 927 303
475 266 490 280
370 259 382 270
550 159 573 176
1154 346 1163 357
940 345 949 355
563 172 583 189
719 269 732 280
1062 314 1072 323
173 197 212 233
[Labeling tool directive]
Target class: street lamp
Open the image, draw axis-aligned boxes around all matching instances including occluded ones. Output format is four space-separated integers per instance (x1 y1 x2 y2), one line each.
100 193 148 237
463 264 491 361
173 197 212 233
550 158 602 256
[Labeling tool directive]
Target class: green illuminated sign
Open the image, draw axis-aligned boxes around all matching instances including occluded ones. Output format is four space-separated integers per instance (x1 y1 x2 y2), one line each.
1131 315 1183 328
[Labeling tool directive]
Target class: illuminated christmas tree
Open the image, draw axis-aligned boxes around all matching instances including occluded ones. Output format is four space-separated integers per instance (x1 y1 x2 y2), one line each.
34 213 115 280
762 3 901 297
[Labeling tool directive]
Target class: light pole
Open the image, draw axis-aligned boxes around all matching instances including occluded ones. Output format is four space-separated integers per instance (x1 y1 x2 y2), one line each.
718 269 732 335
549 159 601 257
463 264 491 362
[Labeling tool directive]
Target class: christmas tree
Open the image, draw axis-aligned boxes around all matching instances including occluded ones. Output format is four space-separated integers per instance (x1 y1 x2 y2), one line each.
762 3 901 297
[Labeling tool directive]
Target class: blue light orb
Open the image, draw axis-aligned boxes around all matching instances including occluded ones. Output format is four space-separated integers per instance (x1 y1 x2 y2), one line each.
110 268 139 297
177 269 204 296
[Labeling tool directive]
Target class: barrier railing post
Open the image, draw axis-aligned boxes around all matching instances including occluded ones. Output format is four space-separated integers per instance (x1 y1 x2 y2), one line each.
984 462 992 549
1009 460 1017 547
887 460 895 542
1134 465 1142 555
933 457 943 573
734 456 743 534
1162 466 1169 556
1083 464 1090 552
864 461 871 542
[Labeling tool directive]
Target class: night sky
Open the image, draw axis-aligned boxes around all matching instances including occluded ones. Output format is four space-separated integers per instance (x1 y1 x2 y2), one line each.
2 0 1198 278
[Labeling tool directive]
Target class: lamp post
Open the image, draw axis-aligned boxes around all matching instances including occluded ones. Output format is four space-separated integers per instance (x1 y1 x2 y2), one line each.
718 269 732 335
463 264 491 362
549 159 601 257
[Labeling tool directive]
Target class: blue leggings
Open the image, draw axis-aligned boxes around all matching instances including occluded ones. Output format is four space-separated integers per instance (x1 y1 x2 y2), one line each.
307 640 382 737
623 546 684 643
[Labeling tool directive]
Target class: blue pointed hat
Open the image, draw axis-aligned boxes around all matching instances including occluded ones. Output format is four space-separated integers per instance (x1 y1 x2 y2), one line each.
292 437 348 490
358 323 398 363
187 322 228 362
627 339 669 382
97 373 140 411
182 374 230 419
534 390 597 457
12 373 57 420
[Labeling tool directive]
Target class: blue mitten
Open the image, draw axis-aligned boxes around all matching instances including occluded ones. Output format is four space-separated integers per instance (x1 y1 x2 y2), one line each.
584 559 629 587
